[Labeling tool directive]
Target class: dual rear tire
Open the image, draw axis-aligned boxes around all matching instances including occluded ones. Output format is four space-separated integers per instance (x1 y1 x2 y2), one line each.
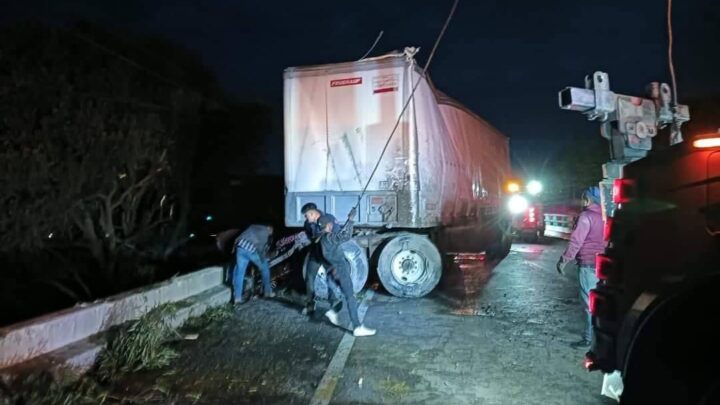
303 233 442 299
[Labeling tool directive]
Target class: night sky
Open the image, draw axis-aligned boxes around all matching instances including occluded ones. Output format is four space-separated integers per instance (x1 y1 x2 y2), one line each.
3 0 720 176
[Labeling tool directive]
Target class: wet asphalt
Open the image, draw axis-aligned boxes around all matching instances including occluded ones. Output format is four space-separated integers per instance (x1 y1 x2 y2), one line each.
120 239 615 405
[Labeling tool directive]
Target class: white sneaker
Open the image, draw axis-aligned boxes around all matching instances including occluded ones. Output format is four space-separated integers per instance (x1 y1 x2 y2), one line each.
353 325 376 337
324 309 340 326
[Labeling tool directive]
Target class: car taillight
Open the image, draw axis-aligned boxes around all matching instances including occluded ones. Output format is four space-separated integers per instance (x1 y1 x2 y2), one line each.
595 253 619 282
612 178 635 204
603 217 613 241
528 207 536 222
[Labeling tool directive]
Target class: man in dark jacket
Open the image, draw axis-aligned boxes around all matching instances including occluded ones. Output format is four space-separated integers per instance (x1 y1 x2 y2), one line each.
557 186 606 348
301 203 336 315
230 224 275 304
317 209 376 337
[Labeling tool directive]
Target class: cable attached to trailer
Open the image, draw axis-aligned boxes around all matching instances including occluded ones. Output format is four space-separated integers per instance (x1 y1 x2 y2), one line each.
349 0 461 217
667 0 683 145
667 0 678 107
359 31 385 61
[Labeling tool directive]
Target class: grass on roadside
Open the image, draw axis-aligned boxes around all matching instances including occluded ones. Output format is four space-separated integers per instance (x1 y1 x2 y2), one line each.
182 303 233 330
0 370 109 405
1 301 225 404
96 303 180 382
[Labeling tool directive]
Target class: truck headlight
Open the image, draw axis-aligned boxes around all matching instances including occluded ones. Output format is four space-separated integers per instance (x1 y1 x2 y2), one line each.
508 195 529 214
527 180 543 196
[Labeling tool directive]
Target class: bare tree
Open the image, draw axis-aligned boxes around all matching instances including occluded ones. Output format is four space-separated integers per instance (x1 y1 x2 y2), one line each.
0 23 269 315
0 25 197 292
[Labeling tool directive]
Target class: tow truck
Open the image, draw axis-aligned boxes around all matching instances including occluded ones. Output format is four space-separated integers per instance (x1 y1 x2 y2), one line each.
560 72 720 404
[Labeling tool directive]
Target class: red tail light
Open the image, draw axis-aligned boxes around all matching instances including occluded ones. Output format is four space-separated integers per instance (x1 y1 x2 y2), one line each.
584 354 597 371
589 289 613 319
603 217 613 241
595 254 617 281
612 178 635 204
528 207 536 223
588 289 599 315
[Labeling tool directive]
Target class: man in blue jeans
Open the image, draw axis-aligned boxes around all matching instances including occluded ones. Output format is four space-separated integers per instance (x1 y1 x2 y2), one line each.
230 224 275 304
317 211 376 337
557 186 606 348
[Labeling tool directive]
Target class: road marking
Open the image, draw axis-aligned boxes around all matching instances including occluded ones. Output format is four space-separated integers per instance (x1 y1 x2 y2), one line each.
309 290 374 405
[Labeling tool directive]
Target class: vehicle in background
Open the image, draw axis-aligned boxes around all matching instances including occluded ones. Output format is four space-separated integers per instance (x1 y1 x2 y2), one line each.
506 180 545 243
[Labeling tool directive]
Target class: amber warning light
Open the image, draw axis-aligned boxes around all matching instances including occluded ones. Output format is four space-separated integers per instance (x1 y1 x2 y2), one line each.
506 181 521 193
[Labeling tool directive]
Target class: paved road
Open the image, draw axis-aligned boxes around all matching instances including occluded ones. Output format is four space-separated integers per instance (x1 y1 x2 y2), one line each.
124 239 615 404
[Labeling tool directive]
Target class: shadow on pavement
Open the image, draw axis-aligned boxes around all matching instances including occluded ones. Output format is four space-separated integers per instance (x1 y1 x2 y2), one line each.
433 253 500 313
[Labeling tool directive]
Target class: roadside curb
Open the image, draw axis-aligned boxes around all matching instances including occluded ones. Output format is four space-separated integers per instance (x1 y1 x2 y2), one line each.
0 267 229 380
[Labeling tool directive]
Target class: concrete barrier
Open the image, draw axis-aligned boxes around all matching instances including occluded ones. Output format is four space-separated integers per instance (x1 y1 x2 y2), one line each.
0 266 229 376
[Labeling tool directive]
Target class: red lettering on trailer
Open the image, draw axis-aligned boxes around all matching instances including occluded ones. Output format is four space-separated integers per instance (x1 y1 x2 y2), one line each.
373 74 399 94
374 87 397 94
330 77 363 87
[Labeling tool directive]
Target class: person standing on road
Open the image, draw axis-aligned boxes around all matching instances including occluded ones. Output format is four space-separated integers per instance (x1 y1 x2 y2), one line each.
317 210 376 337
557 186 606 348
229 224 275 304
300 203 338 315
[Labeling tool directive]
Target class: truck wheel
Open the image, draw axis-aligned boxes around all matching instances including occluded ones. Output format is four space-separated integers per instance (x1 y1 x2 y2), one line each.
621 284 720 405
302 240 369 301
487 218 512 260
376 233 442 298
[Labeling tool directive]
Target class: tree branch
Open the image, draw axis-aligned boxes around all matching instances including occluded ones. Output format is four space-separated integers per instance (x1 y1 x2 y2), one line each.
112 170 156 210
38 279 80 302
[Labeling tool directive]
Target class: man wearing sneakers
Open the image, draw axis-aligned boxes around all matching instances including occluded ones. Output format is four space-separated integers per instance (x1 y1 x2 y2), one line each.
317 209 375 337
300 202 336 315
230 224 275 304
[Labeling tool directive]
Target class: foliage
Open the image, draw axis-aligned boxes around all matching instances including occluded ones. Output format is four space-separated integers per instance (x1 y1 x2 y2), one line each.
0 303 205 404
96 303 180 381
0 22 271 322
0 371 109 405
0 23 204 261
543 134 608 204
182 303 233 330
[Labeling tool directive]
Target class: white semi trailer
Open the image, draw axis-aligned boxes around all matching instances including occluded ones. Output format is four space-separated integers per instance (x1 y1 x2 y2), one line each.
284 48 512 298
